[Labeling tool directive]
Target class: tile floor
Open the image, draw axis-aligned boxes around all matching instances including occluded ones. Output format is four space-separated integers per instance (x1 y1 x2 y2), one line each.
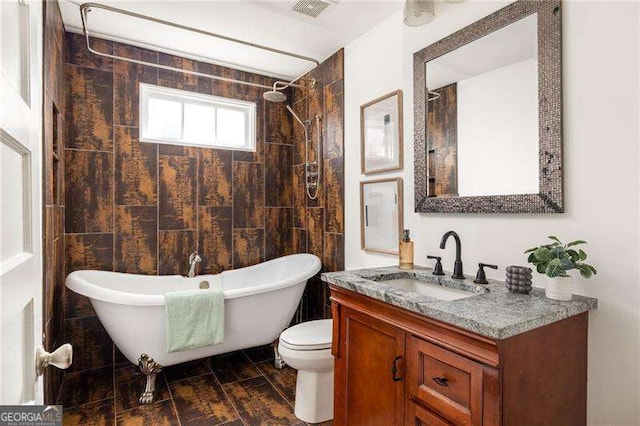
58 345 332 425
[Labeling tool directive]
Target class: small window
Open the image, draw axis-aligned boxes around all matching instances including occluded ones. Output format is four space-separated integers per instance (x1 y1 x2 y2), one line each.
140 83 256 151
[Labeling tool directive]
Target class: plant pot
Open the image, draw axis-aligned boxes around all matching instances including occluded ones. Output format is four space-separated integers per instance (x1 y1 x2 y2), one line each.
545 276 573 301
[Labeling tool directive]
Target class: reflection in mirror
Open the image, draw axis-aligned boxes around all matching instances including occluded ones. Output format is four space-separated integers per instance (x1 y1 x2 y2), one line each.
426 14 539 197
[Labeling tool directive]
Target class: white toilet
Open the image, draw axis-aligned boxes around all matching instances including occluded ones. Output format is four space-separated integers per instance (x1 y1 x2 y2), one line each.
278 319 334 424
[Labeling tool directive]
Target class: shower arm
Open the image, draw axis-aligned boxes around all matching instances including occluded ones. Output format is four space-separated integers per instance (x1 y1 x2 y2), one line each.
79 2 320 91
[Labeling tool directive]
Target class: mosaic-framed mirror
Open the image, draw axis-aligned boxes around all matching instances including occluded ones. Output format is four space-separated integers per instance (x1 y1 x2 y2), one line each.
413 0 563 213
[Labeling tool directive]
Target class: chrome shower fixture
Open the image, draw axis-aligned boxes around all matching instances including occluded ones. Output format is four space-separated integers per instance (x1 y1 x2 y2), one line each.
262 79 316 104
286 105 322 200
263 84 287 103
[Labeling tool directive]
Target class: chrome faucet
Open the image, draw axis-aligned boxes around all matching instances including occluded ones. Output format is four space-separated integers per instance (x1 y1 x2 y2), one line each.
439 231 464 279
187 251 201 278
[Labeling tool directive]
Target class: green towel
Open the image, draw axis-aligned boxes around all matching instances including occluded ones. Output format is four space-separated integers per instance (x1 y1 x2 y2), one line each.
164 288 224 353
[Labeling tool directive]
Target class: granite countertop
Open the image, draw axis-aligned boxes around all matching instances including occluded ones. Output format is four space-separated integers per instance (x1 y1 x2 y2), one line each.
321 265 598 340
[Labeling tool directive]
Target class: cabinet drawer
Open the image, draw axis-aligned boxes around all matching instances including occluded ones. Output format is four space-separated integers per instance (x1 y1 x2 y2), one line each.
407 336 483 425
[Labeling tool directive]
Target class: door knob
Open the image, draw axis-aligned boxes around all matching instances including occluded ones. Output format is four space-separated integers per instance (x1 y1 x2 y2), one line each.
36 344 73 376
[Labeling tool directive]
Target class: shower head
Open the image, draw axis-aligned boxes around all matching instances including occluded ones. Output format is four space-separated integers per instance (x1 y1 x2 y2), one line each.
263 89 287 103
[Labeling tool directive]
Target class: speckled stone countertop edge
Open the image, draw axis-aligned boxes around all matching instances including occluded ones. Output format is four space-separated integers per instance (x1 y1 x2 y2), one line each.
321 265 598 341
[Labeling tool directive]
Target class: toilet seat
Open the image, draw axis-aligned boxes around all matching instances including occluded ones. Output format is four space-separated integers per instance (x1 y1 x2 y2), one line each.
279 319 332 351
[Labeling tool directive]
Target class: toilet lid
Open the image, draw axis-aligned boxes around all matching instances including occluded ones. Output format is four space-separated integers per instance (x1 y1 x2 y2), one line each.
279 319 333 351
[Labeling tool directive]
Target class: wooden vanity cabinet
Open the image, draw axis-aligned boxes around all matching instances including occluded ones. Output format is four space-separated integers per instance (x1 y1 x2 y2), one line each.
330 286 588 426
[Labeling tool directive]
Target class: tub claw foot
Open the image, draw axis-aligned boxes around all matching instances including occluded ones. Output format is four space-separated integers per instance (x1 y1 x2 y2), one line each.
138 353 163 405
272 340 285 370
140 389 155 405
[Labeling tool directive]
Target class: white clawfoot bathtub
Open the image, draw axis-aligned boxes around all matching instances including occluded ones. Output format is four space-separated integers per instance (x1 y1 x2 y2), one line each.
65 253 321 394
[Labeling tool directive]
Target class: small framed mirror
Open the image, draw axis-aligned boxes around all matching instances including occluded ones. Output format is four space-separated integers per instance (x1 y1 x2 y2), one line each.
361 178 403 254
413 0 563 213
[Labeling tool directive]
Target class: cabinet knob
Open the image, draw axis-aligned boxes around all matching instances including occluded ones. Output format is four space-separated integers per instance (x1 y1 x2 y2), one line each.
432 376 449 387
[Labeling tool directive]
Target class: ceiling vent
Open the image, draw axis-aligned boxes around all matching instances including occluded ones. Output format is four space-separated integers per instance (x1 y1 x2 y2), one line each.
292 0 332 18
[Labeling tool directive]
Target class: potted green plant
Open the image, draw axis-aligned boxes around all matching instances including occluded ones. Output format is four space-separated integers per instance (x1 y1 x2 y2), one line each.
524 236 597 301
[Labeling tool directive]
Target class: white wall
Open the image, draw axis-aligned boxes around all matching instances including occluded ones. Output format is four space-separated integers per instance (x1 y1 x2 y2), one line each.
344 1 640 424
457 58 539 196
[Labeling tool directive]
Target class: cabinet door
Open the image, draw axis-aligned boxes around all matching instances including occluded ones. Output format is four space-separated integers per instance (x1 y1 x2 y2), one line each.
406 336 483 426
406 402 454 426
336 306 406 425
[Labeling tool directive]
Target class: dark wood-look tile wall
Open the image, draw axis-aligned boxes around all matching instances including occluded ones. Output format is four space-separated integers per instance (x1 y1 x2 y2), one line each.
293 164 308 228
291 50 345 322
324 157 345 234
60 32 343 393
266 143 294 207
232 162 265 229
43 0 66 404
428 83 458 196
64 150 113 233
113 45 158 127
114 126 157 206
158 154 198 230
65 65 113 151
114 205 158 274
307 208 325 261
324 80 345 160
198 206 233 274
291 98 308 166
265 208 294 260
233 229 265 269
266 100 294 144
62 32 299 375
158 230 197 276
198 148 232 207
158 53 198 91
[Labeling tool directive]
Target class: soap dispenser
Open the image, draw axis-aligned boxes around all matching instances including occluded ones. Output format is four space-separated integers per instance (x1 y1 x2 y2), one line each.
399 229 414 270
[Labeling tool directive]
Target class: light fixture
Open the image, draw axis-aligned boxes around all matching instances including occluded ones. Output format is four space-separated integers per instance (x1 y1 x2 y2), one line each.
404 0 436 27
444 0 467 3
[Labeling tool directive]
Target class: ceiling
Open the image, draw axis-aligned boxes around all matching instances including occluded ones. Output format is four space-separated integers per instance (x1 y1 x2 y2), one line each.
59 0 405 79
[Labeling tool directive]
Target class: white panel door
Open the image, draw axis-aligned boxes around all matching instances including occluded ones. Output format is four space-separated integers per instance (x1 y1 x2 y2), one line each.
0 0 44 405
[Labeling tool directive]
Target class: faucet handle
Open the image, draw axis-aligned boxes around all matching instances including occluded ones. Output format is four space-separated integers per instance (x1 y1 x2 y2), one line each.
474 263 498 284
189 251 201 263
427 256 445 276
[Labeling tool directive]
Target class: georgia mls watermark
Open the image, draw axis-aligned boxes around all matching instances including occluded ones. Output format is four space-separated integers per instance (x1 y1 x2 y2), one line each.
0 406 62 426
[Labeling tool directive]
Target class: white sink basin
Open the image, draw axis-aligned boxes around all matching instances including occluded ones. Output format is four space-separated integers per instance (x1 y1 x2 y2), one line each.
381 278 480 301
